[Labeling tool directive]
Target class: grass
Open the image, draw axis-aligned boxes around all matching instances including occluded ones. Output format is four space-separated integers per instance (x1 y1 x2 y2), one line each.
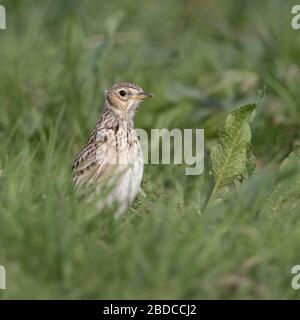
1 0 300 299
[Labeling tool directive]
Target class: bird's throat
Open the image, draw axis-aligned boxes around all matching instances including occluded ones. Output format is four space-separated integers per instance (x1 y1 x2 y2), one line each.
102 100 135 129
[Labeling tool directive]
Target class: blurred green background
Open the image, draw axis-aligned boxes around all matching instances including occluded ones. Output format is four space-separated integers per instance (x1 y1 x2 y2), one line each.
1 0 300 299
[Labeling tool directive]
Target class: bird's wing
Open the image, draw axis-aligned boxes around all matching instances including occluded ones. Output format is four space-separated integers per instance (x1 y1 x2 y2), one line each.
72 129 114 187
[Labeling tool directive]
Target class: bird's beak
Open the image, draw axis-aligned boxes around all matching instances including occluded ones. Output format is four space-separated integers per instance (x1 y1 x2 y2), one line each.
134 91 154 101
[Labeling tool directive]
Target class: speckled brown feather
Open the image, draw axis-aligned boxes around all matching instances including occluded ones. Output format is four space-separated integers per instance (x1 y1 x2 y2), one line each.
72 82 152 217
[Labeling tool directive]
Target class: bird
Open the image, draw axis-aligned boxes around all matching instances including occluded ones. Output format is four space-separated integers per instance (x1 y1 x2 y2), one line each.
72 82 153 218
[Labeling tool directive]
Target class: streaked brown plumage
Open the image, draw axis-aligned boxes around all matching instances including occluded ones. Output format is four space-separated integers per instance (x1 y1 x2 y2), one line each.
72 82 153 217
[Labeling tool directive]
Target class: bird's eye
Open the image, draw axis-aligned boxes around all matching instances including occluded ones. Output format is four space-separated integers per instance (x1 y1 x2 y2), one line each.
119 90 127 97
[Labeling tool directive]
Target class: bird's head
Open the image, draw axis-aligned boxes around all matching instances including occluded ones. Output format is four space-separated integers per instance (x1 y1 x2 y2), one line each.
105 82 153 115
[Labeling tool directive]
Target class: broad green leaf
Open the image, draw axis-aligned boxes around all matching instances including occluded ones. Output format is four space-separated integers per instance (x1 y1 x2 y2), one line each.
261 145 300 221
204 104 256 208
280 144 300 173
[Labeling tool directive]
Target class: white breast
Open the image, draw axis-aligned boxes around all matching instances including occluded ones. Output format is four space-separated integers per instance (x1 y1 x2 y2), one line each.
97 131 144 218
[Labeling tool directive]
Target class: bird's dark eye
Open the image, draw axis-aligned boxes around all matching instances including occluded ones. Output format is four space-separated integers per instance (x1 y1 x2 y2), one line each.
119 90 127 97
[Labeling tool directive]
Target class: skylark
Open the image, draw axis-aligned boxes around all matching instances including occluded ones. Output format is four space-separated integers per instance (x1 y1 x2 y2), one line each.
72 82 153 217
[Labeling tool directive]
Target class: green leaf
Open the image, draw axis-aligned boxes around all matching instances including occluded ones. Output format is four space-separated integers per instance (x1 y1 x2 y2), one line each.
280 144 300 173
261 145 300 221
204 104 257 209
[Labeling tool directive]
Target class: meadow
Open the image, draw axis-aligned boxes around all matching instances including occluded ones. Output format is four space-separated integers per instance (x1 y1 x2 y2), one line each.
0 0 300 299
